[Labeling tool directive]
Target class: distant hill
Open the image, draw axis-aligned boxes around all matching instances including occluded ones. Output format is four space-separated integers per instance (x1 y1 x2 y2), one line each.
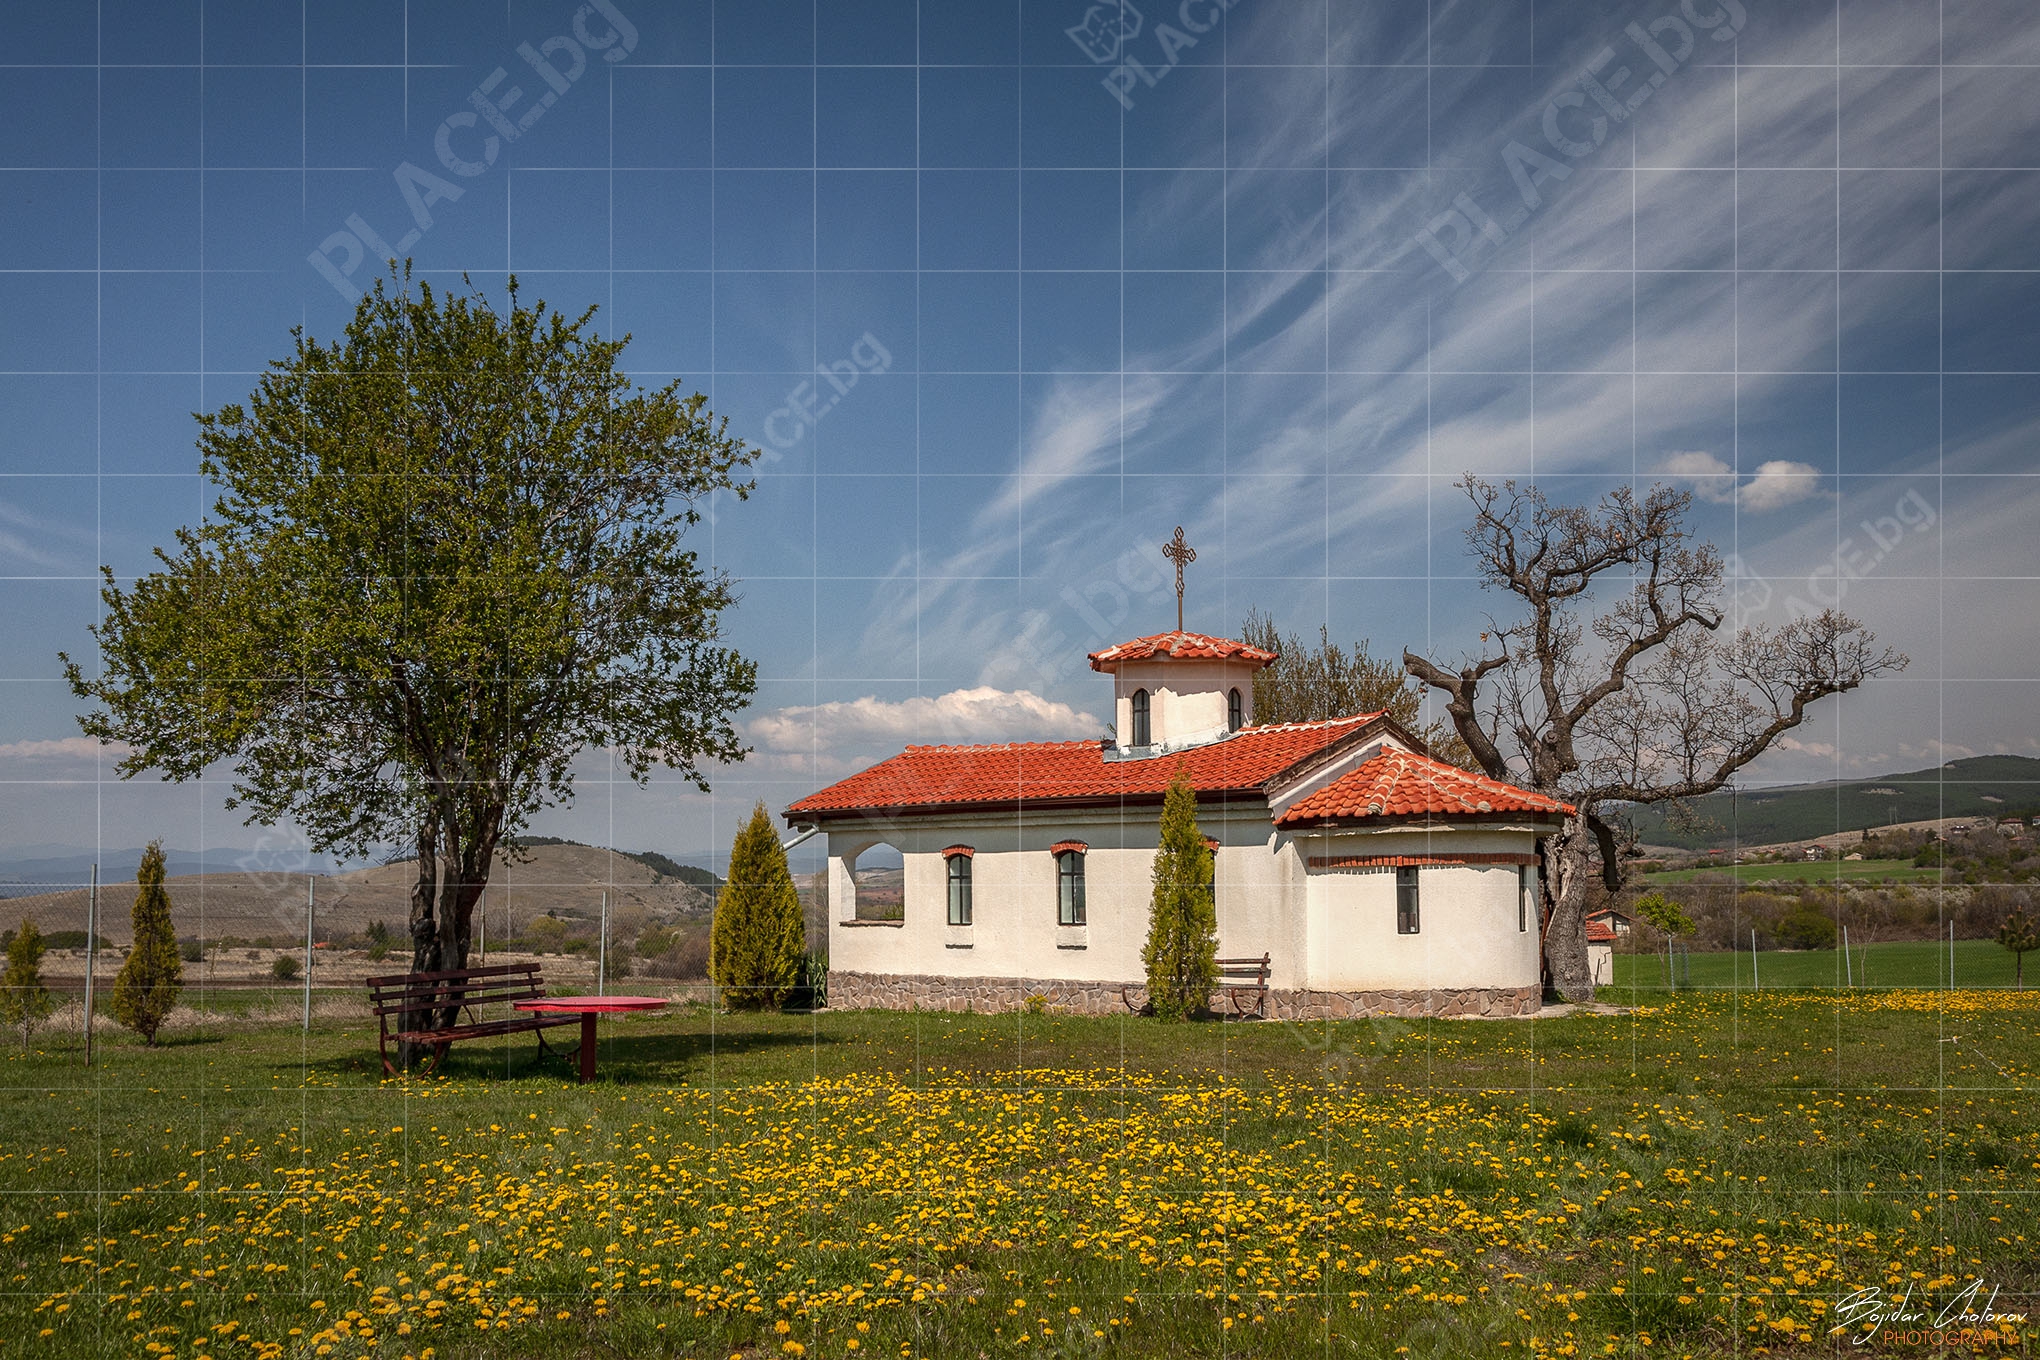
0 845 346 899
1625 754 2040 850
507 837 724 890
0 841 715 946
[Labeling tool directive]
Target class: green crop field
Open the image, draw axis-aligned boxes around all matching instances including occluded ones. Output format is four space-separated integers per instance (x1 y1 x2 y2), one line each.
4 990 2039 1359
1609 937 2027 991
1641 858 1944 885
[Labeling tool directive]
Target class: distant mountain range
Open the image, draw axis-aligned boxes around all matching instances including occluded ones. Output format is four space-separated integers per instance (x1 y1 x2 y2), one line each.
1626 754 2040 851
0 841 719 945
0 845 348 897
0 837 725 901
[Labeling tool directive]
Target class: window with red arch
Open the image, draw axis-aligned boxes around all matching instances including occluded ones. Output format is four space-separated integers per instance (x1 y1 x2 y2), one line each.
943 846 973 926
1051 841 1087 926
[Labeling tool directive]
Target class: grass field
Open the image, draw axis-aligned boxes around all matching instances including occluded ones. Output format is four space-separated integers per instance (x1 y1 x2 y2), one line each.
1609 937 2029 992
1641 859 1945 885
3 993 2036 1360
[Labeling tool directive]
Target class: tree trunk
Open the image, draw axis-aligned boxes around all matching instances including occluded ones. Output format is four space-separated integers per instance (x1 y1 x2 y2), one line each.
433 842 475 1030
1544 811 1596 1003
406 817 440 973
399 817 443 1068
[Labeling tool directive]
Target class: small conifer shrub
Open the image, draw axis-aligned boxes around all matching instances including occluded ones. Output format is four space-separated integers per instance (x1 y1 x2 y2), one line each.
1142 771 1219 1021
111 842 185 1044
710 803 806 1010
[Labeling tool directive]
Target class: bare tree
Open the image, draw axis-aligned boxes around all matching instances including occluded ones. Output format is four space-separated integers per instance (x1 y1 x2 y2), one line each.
1404 478 1907 1001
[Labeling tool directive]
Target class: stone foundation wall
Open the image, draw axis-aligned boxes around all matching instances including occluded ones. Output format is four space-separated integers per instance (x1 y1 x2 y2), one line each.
827 971 1542 1020
828 970 1133 1015
1262 984 1541 1020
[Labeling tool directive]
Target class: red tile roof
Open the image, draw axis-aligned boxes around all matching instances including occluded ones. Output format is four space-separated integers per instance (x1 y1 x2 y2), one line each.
1275 747 1572 826
1585 920 1618 944
785 713 1386 818
1307 852 1539 869
1087 630 1279 670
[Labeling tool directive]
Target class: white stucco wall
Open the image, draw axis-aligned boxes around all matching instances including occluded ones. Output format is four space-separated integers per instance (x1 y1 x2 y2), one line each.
826 814 1548 995
1109 658 1259 750
1589 943 1613 986
1297 828 1543 992
826 805 1306 987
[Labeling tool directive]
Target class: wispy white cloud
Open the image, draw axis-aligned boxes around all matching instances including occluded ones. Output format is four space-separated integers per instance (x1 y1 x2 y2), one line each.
0 737 131 770
0 499 88 571
1776 735 1838 759
750 687 1102 754
1660 451 1822 512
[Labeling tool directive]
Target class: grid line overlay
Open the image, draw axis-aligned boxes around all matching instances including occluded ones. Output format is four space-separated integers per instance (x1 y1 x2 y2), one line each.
0 2 2035 1358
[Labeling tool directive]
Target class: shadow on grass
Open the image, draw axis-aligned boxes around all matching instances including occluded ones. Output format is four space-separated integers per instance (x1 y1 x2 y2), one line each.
313 1026 840 1086
142 1029 227 1048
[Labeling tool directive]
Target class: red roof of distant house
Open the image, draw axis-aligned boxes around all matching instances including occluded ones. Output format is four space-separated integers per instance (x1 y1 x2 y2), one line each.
1585 920 1618 944
1087 630 1279 671
1275 747 1573 826
785 713 1387 818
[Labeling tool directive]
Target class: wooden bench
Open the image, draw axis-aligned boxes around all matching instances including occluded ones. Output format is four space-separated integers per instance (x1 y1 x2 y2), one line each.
366 962 582 1076
1121 954 1272 1020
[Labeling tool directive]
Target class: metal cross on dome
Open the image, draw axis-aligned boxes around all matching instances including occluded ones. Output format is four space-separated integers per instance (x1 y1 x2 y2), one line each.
1162 525 1196 631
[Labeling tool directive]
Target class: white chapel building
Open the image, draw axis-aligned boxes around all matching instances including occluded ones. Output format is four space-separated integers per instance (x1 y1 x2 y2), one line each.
785 629 1572 1019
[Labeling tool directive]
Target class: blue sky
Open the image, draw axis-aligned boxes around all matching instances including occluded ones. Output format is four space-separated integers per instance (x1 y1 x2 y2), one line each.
1 0 2034 871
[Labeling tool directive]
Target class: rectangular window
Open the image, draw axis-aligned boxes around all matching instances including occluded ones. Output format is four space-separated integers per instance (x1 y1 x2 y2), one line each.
947 855 972 926
1519 864 1534 932
1057 851 1086 926
1396 866 1420 934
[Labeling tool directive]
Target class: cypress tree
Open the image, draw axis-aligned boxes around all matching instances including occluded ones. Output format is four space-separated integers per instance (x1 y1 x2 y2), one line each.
112 841 184 1044
710 804 805 1011
1 919 55 1049
1142 771 1219 1021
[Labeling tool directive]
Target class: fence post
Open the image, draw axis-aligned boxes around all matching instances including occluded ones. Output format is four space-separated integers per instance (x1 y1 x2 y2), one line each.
1751 929 1759 991
303 876 314 1032
82 864 97 1065
598 890 609 997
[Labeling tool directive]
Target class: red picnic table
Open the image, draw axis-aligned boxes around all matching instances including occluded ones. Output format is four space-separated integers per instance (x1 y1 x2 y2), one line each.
513 995 667 1083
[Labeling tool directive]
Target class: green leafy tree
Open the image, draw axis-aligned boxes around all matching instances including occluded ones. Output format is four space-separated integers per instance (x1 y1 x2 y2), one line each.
1999 906 2038 989
1776 906 1839 952
1241 611 1476 768
1142 771 1219 1022
1631 890 1695 938
0 919 56 1050
62 271 758 1038
710 803 805 1011
111 843 184 1045
521 916 571 954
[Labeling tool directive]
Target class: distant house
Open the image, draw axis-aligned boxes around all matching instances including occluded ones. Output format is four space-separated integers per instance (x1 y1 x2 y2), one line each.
1585 906 1634 937
1585 919 1616 985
